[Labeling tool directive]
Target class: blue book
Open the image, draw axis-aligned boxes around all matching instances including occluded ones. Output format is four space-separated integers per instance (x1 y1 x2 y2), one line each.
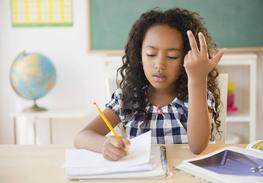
177 145 263 183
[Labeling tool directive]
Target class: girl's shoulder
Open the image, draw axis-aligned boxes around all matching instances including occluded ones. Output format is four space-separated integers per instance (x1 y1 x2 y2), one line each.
168 90 215 109
105 88 123 117
111 88 123 99
169 97 188 109
106 88 125 109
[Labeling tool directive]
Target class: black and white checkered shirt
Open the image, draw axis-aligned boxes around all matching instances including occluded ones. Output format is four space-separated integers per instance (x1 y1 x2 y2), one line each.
106 88 215 144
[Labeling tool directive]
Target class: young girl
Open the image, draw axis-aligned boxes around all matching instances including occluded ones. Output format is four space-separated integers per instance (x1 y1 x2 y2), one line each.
75 8 224 160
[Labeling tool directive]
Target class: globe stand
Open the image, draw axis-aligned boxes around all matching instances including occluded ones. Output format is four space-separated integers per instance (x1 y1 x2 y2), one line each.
23 100 47 112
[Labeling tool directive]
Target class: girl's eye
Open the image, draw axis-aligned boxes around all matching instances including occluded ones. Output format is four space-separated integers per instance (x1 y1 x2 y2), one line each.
167 56 179 60
146 54 156 57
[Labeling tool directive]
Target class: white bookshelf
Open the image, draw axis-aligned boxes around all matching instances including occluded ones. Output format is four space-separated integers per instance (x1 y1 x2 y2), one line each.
219 53 257 143
226 113 250 123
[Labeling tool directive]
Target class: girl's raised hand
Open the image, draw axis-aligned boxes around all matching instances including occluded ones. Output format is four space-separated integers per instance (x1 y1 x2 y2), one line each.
184 30 224 82
102 136 130 161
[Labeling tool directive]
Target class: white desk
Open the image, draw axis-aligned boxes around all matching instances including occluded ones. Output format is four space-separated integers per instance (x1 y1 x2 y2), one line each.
11 109 89 144
0 144 246 183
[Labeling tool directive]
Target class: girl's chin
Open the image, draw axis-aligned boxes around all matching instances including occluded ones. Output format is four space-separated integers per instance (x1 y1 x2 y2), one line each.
150 82 170 89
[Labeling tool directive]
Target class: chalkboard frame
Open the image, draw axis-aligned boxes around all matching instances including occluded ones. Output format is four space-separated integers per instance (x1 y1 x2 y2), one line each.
87 0 125 55
86 0 263 55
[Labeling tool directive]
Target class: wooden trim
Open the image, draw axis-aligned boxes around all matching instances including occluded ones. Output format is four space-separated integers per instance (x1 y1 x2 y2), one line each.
223 47 263 53
87 0 123 55
88 49 124 56
89 47 263 56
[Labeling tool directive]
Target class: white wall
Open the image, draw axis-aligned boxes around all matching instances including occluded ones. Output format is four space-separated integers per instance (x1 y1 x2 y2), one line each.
0 0 122 144
0 1 262 144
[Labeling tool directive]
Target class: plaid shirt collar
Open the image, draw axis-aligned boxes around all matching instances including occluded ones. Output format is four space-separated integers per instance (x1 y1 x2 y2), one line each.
145 96 188 112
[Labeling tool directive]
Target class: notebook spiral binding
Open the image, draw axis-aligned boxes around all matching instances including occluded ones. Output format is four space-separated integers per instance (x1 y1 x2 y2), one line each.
160 145 169 176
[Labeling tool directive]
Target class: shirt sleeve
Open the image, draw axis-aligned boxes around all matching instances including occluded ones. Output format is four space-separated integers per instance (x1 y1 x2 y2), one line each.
207 90 216 114
105 88 123 117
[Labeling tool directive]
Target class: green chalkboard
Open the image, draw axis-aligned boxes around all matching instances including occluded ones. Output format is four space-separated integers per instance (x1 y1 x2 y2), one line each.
88 0 263 53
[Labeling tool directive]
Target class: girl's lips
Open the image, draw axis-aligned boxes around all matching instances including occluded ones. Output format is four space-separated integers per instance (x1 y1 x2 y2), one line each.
153 75 166 82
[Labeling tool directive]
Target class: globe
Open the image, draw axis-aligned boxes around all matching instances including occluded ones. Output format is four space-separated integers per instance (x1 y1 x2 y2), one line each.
10 51 56 112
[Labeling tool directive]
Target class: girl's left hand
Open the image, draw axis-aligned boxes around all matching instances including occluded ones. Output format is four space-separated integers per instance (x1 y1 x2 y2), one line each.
184 30 224 82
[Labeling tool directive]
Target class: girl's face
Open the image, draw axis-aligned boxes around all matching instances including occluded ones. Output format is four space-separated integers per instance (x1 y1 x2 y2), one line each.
141 25 184 93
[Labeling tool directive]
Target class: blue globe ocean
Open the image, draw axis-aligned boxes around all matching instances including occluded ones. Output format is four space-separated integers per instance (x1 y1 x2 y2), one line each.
10 51 56 111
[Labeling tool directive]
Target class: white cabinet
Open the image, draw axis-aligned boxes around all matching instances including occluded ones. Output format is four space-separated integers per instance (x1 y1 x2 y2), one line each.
11 109 89 144
219 53 257 143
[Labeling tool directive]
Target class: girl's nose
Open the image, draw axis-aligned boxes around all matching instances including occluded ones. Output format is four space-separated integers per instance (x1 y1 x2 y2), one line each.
154 57 166 72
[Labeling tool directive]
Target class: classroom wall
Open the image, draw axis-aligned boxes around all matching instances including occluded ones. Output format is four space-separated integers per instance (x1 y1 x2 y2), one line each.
0 1 263 144
0 0 110 143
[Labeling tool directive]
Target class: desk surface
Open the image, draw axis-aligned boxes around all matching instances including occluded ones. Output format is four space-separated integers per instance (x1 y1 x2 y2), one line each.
0 144 245 183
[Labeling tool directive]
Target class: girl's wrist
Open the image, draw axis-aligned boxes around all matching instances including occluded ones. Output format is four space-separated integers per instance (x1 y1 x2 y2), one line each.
101 137 109 153
188 76 207 87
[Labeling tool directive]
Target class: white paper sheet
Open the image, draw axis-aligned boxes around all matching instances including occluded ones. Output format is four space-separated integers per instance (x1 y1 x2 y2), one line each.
64 131 152 175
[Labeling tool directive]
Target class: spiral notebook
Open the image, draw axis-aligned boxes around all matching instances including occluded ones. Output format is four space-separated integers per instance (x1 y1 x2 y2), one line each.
64 131 167 179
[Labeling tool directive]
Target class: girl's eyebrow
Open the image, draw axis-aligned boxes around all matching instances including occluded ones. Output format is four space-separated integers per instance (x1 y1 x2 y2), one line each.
145 45 157 49
145 45 181 51
167 48 181 51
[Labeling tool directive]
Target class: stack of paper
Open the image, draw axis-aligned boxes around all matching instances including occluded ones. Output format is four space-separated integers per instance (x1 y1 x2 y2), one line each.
64 131 166 179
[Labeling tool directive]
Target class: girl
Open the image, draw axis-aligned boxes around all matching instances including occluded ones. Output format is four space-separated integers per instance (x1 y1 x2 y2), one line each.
74 8 224 160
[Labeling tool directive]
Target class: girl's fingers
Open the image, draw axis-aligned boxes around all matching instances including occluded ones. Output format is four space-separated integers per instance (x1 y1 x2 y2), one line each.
102 136 129 161
104 151 120 161
114 145 126 156
122 138 131 152
183 53 189 67
103 153 114 161
109 139 127 154
210 49 225 68
108 137 123 148
187 30 199 54
198 32 208 56
105 145 126 160
122 138 130 146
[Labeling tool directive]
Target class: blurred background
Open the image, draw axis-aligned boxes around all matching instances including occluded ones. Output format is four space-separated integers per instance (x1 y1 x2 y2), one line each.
0 0 263 145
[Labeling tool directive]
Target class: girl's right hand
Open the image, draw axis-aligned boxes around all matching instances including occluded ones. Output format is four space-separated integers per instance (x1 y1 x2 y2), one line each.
102 136 130 161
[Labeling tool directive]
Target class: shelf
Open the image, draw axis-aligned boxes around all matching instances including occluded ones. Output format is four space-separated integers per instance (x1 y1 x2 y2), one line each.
220 53 257 143
219 54 257 66
224 47 263 53
226 113 250 123
11 109 89 118
11 109 90 144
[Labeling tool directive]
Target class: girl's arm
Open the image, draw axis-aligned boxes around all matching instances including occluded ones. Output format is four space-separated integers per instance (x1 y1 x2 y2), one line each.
187 78 211 154
74 108 119 151
184 31 224 154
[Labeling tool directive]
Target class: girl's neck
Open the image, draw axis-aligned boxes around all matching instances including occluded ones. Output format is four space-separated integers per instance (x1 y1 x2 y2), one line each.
148 85 177 107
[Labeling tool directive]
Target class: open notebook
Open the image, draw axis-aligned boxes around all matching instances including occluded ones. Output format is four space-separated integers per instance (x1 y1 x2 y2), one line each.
64 131 167 179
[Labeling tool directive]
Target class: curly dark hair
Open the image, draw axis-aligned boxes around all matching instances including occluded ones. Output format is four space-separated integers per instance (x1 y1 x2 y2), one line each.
117 7 222 141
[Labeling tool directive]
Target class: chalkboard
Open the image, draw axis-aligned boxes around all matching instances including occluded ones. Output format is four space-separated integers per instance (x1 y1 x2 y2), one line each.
87 0 263 53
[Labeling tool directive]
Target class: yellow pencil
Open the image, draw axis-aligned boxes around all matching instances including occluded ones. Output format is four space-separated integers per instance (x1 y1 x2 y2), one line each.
93 102 122 142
